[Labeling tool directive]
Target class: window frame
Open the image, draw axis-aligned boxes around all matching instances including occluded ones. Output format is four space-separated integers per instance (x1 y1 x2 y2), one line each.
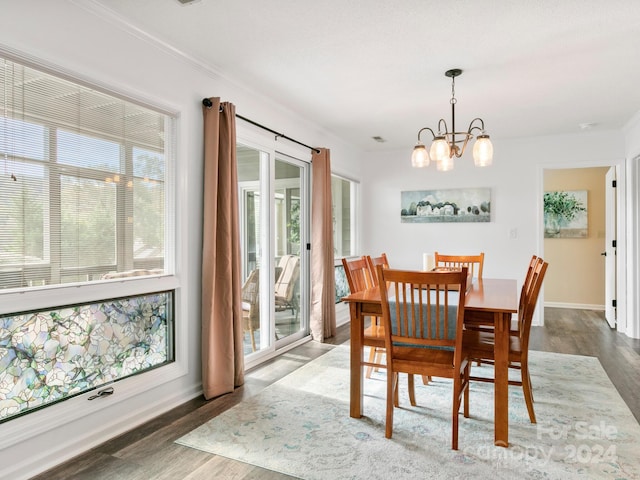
0 50 177 309
331 172 359 259
331 172 360 326
0 48 184 444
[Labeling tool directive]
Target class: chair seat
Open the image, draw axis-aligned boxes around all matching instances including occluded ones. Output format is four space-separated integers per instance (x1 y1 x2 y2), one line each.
391 346 467 376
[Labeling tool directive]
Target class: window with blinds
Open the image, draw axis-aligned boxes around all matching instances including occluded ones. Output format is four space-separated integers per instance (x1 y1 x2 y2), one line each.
0 55 175 290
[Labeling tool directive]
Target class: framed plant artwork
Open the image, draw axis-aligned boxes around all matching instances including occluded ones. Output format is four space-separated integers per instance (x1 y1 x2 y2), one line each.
543 190 588 238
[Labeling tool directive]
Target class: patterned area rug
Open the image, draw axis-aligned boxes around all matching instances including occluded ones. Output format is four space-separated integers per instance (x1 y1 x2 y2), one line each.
176 346 640 479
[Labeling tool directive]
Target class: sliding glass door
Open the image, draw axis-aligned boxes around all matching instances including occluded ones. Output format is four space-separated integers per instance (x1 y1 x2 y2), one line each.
237 144 309 362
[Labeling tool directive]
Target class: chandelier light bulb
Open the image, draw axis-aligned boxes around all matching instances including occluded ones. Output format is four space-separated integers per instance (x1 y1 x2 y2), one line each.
473 134 493 167
411 142 430 167
430 136 451 163
437 155 454 172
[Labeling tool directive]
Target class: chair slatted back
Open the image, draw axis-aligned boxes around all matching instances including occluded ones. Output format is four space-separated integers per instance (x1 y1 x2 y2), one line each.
365 253 389 287
518 255 543 321
342 257 375 294
378 266 468 355
434 252 484 279
518 259 548 350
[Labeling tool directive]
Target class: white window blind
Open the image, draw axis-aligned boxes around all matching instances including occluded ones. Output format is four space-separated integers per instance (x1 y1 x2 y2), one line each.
0 56 174 290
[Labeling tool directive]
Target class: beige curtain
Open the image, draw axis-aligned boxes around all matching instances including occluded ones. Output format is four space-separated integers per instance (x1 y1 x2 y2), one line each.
310 148 337 341
201 97 244 400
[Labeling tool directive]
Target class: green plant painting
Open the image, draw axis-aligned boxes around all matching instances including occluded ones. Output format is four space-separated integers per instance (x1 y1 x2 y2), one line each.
543 190 588 238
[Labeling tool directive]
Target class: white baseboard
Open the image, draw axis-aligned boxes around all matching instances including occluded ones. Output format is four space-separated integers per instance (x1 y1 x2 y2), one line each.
544 302 605 311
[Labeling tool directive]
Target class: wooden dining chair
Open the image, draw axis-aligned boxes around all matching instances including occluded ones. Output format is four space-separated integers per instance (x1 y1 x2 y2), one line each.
341 257 385 379
364 253 390 377
378 265 471 450
434 252 485 368
368 253 434 385
463 258 548 424
434 252 484 279
366 253 389 286
518 255 544 322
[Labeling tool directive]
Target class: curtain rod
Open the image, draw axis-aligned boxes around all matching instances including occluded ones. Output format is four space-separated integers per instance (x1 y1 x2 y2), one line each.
202 98 320 154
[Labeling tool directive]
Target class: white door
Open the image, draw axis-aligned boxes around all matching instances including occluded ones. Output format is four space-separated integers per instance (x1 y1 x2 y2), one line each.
604 167 617 328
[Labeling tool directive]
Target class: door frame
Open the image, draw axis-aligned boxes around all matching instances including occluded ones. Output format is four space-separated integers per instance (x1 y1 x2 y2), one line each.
604 166 617 328
237 128 313 370
538 160 626 333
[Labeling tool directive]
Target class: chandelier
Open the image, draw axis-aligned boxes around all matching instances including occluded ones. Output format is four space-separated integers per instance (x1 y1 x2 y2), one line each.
411 69 493 170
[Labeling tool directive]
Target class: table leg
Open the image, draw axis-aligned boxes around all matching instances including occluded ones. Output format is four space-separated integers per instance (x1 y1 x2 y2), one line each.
493 311 510 447
350 302 364 418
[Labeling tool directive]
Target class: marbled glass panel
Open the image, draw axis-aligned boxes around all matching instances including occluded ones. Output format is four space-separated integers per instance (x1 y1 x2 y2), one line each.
0 291 173 422
334 264 350 303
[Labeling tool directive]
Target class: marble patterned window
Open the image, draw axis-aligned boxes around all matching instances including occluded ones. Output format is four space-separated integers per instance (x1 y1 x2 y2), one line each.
334 263 349 303
0 291 174 423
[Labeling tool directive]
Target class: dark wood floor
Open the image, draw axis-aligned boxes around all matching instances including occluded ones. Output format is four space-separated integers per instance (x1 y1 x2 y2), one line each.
32 308 640 480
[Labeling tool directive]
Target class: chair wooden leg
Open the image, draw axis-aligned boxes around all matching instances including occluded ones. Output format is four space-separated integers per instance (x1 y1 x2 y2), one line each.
452 389 459 451
386 372 397 438
393 376 400 407
365 347 376 378
374 348 384 373
463 364 470 418
408 373 416 406
421 375 432 384
521 360 536 424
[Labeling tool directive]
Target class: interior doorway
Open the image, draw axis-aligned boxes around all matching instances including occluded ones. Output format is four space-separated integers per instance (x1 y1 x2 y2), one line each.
542 166 616 327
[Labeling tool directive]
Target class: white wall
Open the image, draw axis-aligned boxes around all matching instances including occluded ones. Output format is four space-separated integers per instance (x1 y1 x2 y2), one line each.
623 111 640 339
360 131 631 332
0 2 362 479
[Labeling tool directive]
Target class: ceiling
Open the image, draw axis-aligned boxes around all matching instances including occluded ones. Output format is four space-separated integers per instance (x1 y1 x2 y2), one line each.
93 0 640 152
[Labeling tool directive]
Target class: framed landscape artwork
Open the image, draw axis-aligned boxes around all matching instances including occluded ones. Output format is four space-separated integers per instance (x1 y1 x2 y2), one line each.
400 188 491 223
543 190 588 238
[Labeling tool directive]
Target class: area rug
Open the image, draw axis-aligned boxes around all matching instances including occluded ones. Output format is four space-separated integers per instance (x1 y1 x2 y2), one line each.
176 346 640 479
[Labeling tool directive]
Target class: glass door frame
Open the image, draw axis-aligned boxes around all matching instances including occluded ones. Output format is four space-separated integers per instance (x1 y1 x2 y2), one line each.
237 132 311 368
273 153 310 351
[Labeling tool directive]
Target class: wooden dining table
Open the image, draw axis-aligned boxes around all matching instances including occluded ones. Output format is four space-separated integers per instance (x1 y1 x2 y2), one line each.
342 277 518 447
